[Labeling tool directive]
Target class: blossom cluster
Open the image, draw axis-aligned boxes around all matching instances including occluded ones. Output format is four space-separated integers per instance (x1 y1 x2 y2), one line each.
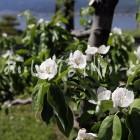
89 86 134 108
2 50 24 74
34 44 110 80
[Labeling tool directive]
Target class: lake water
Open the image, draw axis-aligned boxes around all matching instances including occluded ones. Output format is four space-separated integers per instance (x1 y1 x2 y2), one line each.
0 0 137 30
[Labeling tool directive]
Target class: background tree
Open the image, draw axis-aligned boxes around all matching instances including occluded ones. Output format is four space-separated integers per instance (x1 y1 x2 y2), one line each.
55 0 75 31
88 0 119 47
64 0 75 31
0 15 21 36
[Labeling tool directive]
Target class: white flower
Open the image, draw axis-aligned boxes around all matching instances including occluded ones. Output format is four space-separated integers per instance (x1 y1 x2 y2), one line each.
28 24 35 29
85 45 110 57
97 45 110 55
136 46 140 60
38 18 44 24
97 87 111 101
15 55 24 62
68 50 87 69
35 57 57 80
76 128 97 140
85 45 98 55
2 33 8 37
85 45 98 61
2 50 13 58
112 27 122 35
89 86 111 104
4 60 16 74
112 87 134 108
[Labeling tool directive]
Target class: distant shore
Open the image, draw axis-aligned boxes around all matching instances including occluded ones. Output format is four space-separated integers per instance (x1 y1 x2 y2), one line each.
0 10 137 30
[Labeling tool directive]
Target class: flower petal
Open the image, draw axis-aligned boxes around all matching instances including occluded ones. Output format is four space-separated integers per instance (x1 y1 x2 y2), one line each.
76 128 97 140
85 46 98 55
97 86 111 101
68 50 87 69
112 87 134 108
88 100 97 105
35 57 57 80
98 45 110 54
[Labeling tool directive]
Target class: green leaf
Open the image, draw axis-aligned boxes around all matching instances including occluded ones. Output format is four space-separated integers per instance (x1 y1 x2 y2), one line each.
121 118 131 140
100 100 113 112
41 94 53 124
127 65 140 86
47 84 73 137
130 99 140 113
98 115 114 140
56 106 73 137
98 56 108 78
134 79 140 90
32 81 49 117
112 115 122 140
0 58 6 73
16 49 29 55
55 69 68 83
128 108 140 140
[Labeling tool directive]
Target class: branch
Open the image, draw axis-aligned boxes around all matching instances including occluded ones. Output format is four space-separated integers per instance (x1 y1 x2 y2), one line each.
11 98 32 106
71 29 91 38
2 98 32 108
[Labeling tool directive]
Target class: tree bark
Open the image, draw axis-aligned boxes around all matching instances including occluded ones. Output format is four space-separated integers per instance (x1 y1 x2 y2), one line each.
64 0 75 31
88 0 119 47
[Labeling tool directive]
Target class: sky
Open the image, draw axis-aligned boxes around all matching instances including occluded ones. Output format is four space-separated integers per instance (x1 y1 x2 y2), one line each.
0 0 137 14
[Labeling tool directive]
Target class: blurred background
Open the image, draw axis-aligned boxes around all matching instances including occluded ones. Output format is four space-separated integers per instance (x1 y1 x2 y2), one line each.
0 1 138 140
0 0 137 29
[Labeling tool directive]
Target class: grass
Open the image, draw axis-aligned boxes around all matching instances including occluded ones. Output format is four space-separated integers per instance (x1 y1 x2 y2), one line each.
0 105 68 140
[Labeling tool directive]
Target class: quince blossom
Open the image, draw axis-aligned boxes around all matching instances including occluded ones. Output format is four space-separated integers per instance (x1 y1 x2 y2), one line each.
85 45 110 58
76 128 97 140
85 46 98 55
68 50 87 69
89 86 111 104
97 45 110 54
35 57 57 80
112 87 134 108
2 33 8 37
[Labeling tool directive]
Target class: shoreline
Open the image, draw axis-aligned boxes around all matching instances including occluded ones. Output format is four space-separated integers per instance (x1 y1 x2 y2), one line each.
0 11 137 30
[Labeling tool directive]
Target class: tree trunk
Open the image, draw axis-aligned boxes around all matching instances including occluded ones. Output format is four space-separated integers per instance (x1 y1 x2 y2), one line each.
78 0 119 129
88 0 119 47
64 0 75 31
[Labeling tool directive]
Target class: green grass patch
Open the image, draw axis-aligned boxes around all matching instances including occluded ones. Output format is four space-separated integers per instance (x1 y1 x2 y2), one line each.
0 105 67 140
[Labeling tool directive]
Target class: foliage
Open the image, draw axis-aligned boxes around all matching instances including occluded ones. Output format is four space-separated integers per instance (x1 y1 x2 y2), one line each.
80 6 95 29
0 11 140 140
31 21 139 139
0 12 77 102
